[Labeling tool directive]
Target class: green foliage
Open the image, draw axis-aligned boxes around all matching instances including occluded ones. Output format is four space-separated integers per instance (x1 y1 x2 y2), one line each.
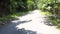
0 11 29 21
37 0 58 9
27 0 38 10
10 0 36 12
0 0 36 16
38 0 60 27
10 0 27 12
27 0 34 10
0 0 36 22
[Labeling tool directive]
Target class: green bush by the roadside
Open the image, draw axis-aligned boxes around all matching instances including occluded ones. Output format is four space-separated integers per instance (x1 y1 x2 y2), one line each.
0 11 29 21
38 0 60 27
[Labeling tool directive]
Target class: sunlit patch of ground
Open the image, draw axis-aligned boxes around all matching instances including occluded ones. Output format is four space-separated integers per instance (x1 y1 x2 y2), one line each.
15 10 60 34
39 10 52 16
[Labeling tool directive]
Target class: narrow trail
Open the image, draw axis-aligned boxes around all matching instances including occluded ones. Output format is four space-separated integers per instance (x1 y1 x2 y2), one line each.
0 10 60 34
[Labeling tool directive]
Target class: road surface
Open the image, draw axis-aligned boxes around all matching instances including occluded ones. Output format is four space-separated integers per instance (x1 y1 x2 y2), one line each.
0 10 60 34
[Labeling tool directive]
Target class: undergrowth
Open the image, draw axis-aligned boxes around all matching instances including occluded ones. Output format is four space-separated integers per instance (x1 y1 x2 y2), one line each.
39 10 60 29
0 11 30 21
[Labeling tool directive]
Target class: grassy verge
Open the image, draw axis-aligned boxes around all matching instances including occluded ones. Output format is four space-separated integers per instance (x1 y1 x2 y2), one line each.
0 11 30 22
39 10 52 16
39 10 60 29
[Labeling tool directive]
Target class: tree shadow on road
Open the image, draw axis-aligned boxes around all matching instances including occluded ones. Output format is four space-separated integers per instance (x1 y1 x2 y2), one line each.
0 27 37 34
12 28 37 34
0 19 37 34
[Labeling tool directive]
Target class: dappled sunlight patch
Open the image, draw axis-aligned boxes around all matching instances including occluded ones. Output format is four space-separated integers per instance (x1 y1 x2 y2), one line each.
39 11 52 16
11 20 20 23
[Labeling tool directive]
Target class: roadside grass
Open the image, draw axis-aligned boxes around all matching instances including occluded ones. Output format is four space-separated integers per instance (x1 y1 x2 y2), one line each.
0 11 30 22
39 10 52 16
39 10 60 29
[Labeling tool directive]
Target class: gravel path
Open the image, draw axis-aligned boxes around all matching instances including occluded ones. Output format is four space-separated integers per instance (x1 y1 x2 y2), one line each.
0 10 60 34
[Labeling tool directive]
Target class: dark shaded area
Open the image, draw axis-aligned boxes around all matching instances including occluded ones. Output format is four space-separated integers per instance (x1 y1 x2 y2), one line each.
0 20 34 34
42 17 53 26
48 16 60 27
42 15 60 28
0 28 37 34
0 18 19 26
16 28 37 34
44 20 53 26
0 0 10 17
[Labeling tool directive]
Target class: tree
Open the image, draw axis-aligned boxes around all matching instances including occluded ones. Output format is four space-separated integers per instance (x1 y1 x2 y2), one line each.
0 0 36 17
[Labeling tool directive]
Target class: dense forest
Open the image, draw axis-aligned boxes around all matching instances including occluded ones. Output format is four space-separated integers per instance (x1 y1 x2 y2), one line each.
0 0 36 21
0 0 37 16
